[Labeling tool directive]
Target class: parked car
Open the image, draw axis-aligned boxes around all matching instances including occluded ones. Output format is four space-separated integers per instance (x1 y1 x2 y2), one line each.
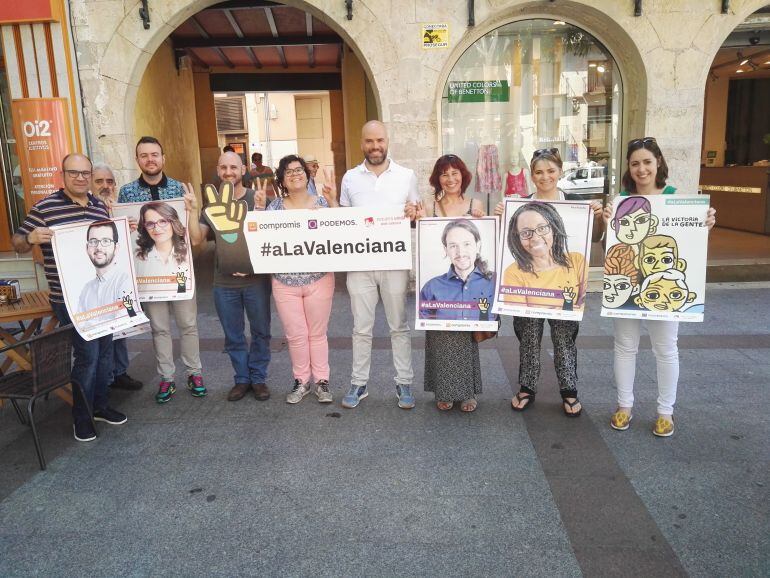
558 165 606 198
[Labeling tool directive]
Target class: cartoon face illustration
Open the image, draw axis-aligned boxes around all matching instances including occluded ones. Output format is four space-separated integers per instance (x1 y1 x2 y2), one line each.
637 235 686 277
611 197 658 246
602 274 639 309
634 270 696 312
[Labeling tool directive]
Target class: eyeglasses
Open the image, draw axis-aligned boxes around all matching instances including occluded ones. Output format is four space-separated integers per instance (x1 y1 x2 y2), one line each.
144 219 170 231
517 224 552 240
628 137 656 148
87 238 116 248
532 148 560 158
65 170 93 179
284 167 305 176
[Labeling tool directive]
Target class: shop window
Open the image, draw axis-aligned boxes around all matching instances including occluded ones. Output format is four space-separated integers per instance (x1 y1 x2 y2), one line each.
441 19 621 198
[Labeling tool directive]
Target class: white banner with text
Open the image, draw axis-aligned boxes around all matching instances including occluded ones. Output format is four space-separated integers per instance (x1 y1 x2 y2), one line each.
244 206 412 273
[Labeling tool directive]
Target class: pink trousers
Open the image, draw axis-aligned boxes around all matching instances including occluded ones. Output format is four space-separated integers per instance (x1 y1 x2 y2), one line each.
271 273 335 384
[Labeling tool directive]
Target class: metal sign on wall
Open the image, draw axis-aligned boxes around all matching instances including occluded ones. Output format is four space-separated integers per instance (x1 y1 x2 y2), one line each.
0 0 58 23
11 98 73 210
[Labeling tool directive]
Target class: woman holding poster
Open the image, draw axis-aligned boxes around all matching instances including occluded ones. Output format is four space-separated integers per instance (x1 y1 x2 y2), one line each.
601 138 716 437
495 149 602 417
406 154 487 412
267 154 338 405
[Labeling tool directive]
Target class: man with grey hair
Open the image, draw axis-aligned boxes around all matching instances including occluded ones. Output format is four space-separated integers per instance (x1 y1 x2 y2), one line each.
91 165 144 392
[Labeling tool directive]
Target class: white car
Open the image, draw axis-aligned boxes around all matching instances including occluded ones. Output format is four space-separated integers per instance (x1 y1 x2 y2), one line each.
558 165 606 198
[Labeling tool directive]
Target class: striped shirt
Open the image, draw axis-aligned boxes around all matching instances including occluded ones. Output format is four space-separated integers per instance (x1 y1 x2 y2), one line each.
15 189 110 304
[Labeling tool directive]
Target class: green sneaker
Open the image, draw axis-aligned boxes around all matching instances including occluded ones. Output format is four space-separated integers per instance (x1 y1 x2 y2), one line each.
187 374 207 397
155 380 176 404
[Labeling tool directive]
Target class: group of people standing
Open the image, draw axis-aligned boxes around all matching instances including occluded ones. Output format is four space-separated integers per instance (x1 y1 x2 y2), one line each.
12 120 715 443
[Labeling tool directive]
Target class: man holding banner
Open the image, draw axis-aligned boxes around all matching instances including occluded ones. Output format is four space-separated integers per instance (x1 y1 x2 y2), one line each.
339 121 419 409
12 153 127 442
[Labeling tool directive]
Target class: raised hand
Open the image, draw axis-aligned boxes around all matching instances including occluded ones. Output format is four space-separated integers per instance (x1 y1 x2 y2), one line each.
183 182 199 213
122 294 137 317
562 287 576 311
176 271 187 293
321 168 338 207
203 181 247 243
477 297 490 313
254 178 267 210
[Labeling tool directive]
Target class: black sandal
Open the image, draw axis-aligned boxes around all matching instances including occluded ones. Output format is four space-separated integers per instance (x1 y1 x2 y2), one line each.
561 394 582 418
511 390 535 412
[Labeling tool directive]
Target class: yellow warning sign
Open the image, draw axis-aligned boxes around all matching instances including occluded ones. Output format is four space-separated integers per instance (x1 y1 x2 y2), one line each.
422 24 449 49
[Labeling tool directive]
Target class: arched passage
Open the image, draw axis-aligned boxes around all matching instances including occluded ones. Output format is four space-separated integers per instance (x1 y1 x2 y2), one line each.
85 0 390 185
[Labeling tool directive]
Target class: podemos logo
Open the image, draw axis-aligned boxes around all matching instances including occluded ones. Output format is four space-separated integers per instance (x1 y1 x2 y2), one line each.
308 219 318 229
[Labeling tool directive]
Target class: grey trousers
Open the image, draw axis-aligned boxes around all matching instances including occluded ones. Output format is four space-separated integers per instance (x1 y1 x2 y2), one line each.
144 298 202 381
346 270 413 386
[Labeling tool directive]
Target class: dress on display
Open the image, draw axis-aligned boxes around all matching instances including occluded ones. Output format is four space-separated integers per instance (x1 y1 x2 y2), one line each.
475 144 502 195
505 168 530 197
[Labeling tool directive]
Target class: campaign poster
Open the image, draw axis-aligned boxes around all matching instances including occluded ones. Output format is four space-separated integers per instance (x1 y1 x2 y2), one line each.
601 194 710 322
416 217 498 332
244 206 412 273
51 217 148 341
492 199 593 321
112 199 195 301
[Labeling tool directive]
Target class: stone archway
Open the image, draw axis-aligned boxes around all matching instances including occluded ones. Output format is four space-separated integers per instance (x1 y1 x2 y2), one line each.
76 0 394 183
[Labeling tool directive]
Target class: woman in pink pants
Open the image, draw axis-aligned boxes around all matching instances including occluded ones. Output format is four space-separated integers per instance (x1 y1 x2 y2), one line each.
267 154 338 404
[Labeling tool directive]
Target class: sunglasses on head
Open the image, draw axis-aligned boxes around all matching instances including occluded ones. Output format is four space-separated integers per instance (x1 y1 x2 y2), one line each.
628 137 657 148
532 148 560 158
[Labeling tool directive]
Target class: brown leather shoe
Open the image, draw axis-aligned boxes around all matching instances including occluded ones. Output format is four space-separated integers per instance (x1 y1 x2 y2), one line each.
252 383 270 401
227 383 251 402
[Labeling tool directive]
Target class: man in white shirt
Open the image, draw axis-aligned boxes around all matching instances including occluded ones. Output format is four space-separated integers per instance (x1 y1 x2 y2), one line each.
78 220 135 325
339 120 419 409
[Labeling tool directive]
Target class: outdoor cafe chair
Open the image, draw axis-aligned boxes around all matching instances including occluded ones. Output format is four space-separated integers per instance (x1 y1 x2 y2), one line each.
0 324 94 470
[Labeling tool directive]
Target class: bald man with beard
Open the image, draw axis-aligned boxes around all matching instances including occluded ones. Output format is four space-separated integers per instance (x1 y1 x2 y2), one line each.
186 152 272 402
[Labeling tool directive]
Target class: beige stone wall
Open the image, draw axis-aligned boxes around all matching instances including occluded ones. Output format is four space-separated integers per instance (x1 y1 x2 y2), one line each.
132 39 202 187
70 0 770 197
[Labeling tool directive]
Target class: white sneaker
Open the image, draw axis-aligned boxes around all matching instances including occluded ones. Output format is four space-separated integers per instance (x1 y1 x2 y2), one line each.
286 380 310 404
315 380 333 403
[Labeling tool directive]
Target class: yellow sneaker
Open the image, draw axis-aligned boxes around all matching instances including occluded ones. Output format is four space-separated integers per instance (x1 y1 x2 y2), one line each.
610 409 632 431
653 416 674 437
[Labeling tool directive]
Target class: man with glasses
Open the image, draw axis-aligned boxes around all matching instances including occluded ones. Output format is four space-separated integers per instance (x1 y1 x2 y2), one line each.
118 136 205 404
12 153 128 442
91 163 144 392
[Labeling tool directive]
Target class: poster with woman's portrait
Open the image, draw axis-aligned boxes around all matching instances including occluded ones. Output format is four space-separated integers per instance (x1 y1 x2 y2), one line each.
112 199 195 301
601 194 710 322
51 217 149 341
416 217 499 331
492 199 593 321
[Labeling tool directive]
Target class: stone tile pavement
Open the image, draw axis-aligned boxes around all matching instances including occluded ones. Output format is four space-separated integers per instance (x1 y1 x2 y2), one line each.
0 253 767 576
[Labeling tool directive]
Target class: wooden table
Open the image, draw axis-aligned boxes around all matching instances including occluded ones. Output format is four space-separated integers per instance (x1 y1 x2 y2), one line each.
0 290 71 405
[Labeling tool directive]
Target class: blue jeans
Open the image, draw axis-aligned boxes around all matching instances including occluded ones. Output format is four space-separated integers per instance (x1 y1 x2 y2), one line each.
113 338 129 378
213 279 272 385
51 302 114 426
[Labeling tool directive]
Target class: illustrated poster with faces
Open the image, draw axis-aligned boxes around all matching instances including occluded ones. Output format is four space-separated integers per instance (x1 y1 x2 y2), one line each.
492 199 593 321
51 217 149 341
601 194 710 322
112 199 195 301
416 217 499 332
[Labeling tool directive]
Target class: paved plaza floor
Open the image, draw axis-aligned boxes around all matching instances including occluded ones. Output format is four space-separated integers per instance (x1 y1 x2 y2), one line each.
1 249 768 576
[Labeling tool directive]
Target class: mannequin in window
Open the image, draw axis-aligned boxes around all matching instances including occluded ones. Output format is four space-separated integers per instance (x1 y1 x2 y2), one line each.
504 151 530 197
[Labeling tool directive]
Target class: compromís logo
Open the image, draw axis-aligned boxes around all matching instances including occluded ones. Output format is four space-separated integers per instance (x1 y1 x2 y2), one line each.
248 222 258 232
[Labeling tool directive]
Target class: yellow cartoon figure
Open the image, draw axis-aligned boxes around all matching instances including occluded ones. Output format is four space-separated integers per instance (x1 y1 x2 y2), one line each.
636 235 686 277
634 269 696 312
202 181 247 243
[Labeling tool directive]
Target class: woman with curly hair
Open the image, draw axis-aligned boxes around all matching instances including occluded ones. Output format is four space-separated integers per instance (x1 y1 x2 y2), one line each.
135 201 189 278
602 244 640 309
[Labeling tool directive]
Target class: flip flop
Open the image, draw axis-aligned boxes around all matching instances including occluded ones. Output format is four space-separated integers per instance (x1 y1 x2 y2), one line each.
460 399 477 412
511 391 535 412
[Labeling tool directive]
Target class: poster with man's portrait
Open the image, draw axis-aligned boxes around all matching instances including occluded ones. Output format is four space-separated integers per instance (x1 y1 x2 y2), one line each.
51 217 149 341
492 199 593 321
112 199 195 301
601 194 709 322
416 217 499 331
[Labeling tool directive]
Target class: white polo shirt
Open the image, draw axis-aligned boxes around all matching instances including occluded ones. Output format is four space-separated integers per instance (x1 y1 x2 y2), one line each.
340 158 419 207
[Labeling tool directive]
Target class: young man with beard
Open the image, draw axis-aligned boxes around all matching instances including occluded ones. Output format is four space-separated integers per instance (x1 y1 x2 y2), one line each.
185 151 272 402
339 121 419 409
91 163 144 391
13 153 127 442
118 136 205 404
